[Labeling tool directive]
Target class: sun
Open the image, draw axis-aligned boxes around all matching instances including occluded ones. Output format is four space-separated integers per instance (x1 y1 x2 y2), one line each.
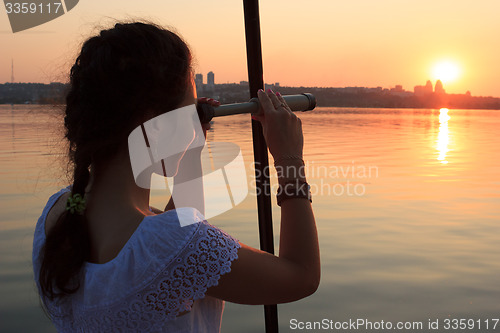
432 61 460 83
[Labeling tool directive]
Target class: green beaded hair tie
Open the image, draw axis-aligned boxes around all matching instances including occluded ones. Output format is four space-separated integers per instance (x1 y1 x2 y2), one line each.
66 193 86 215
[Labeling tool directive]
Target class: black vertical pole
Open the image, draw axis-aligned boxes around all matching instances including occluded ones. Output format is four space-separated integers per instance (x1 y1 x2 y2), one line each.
242 1 279 332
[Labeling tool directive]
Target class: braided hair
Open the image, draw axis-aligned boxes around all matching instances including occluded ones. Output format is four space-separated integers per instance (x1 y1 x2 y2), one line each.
39 22 192 299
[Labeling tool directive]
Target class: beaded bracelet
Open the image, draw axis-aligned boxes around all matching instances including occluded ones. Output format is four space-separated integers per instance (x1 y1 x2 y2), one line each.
276 180 312 206
273 154 304 167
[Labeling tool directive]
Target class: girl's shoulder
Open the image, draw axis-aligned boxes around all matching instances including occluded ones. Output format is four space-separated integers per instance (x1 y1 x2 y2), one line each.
33 185 72 248
44 188 72 236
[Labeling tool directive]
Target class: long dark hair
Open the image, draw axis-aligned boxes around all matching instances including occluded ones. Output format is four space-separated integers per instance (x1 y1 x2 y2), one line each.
39 22 192 300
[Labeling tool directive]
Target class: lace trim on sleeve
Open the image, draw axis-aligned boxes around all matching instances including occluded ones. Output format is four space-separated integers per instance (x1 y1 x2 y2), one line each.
61 221 240 332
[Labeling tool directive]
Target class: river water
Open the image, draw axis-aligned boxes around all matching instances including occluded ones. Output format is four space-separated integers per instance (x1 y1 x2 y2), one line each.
0 105 499 332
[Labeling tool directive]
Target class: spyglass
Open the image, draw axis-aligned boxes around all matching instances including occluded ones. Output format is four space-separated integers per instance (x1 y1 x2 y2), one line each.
196 93 316 124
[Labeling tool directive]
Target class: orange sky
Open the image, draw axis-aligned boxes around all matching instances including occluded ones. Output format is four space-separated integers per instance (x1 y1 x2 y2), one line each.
1 0 499 97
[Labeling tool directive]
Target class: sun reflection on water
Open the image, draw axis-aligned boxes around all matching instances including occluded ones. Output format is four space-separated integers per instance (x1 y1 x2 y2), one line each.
437 108 450 164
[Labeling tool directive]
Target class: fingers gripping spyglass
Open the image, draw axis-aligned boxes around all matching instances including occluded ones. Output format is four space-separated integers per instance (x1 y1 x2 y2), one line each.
128 102 248 227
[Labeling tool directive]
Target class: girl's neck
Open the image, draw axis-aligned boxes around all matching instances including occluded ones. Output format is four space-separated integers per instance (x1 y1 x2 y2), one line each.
87 148 153 217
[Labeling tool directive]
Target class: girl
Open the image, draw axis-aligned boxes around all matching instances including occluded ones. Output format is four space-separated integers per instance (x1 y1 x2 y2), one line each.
32 22 320 332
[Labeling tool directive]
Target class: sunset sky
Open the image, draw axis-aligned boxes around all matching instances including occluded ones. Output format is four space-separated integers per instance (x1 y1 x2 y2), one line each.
1 0 499 97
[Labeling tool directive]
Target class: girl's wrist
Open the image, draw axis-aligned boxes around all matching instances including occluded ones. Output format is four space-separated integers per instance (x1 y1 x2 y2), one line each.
274 158 307 185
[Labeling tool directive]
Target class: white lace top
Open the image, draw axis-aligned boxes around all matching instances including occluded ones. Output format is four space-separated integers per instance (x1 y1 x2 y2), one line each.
32 186 241 333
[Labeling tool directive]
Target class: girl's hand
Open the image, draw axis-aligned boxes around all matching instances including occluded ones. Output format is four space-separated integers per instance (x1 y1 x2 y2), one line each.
252 89 304 161
197 97 220 138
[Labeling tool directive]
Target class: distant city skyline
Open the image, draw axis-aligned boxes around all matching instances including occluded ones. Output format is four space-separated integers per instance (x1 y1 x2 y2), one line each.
3 80 499 110
181 71 481 97
3 74 487 98
4 61 488 97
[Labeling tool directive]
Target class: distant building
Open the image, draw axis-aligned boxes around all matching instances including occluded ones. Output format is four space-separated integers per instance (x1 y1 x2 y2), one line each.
195 74 203 89
390 85 404 93
366 87 383 93
414 80 434 96
435 80 445 94
207 71 215 87
414 86 425 96
343 87 364 94
425 80 433 92
264 82 281 91
390 85 412 97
